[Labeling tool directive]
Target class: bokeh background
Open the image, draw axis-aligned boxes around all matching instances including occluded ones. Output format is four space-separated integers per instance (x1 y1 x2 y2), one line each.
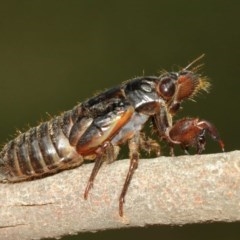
0 1 239 239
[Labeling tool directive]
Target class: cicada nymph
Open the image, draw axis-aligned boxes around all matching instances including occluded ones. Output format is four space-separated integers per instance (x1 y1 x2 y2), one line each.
0 55 224 216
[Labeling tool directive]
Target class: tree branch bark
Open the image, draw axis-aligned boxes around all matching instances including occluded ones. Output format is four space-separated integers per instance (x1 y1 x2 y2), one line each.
0 150 240 240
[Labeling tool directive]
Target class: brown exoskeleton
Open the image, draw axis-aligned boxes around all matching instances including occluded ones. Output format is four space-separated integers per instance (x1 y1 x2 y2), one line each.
168 118 224 155
0 55 224 216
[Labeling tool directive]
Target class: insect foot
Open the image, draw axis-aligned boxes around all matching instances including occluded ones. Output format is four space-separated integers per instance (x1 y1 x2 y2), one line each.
168 118 225 154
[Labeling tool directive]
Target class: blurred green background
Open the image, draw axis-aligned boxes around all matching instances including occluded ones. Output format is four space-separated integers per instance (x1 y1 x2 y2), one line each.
0 1 239 239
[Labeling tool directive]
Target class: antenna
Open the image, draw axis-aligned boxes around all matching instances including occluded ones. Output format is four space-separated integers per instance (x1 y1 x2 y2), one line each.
183 54 205 71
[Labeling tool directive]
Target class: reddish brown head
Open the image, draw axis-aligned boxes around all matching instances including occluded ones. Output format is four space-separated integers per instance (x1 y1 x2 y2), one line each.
173 69 210 105
156 55 210 115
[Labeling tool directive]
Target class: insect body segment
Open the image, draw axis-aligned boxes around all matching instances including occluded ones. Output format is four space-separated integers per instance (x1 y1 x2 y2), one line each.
0 57 224 217
0 112 82 182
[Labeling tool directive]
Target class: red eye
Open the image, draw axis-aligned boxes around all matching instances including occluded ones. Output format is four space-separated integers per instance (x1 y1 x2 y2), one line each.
159 77 176 99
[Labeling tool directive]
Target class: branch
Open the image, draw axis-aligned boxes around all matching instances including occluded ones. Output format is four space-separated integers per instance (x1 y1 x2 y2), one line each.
0 151 240 240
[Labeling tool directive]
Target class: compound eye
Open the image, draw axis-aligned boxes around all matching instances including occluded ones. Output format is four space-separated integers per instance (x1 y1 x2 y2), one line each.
159 77 176 99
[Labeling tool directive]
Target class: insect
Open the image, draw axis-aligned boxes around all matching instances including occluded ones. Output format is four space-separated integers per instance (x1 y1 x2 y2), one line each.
0 55 224 216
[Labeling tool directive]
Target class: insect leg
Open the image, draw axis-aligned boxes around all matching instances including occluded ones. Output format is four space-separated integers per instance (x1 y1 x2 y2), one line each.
84 155 103 200
84 141 111 199
119 132 140 217
168 118 224 154
152 105 175 155
139 132 161 156
105 144 120 164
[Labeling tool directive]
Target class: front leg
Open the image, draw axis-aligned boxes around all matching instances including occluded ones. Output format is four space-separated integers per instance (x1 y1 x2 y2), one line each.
167 118 224 154
152 104 174 155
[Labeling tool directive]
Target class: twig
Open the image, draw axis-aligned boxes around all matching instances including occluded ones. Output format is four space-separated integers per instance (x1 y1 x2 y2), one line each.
0 151 240 240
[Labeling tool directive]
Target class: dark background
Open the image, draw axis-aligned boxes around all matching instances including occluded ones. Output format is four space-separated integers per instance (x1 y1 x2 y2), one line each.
0 1 239 240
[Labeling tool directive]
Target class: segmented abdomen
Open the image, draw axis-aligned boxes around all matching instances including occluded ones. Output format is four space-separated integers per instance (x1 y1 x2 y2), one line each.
0 104 91 182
